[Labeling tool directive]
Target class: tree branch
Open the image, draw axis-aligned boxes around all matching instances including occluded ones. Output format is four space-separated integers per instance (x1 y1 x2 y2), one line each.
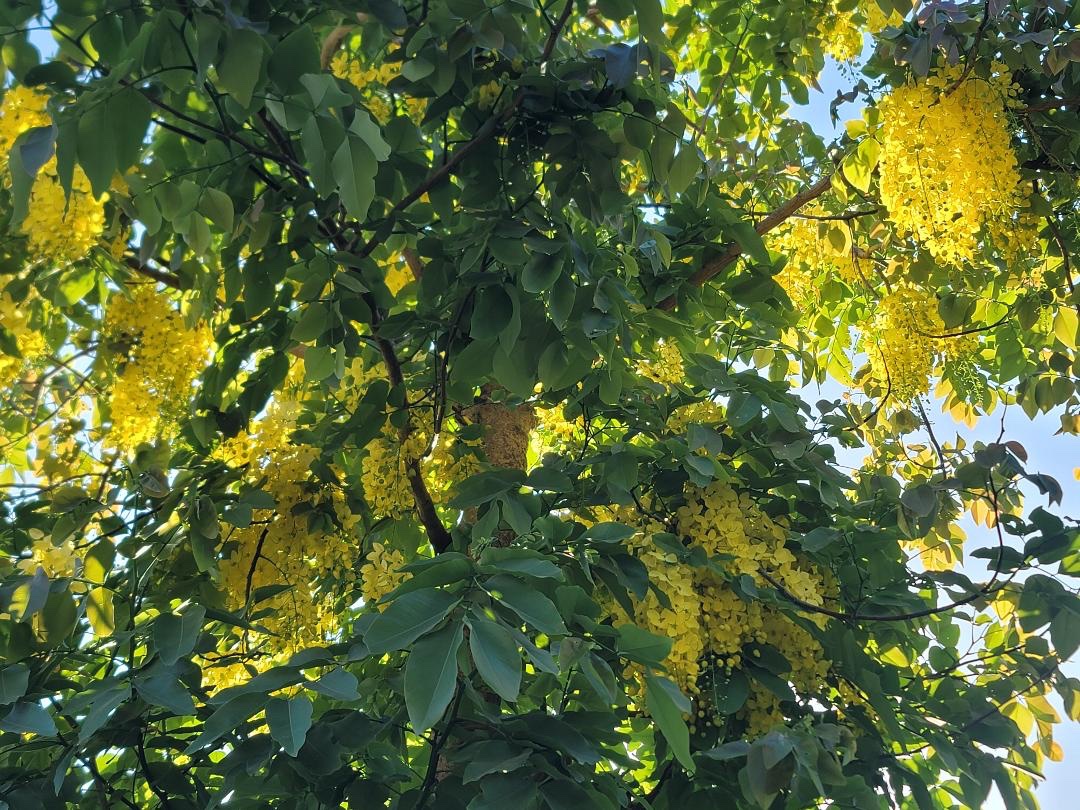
123 256 182 290
657 174 833 310
355 0 575 260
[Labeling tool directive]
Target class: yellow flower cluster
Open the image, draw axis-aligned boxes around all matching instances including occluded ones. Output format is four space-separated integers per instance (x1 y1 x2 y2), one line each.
360 422 428 518
862 284 976 402
0 85 50 169
862 0 905 33
878 66 1022 265
0 80 107 264
769 217 863 306
677 482 829 733
0 293 46 390
476 80 502 110
623 518 706 691
666 399 725 435
636 341 685 387
613 482 831 736
103 287 213 450
428 428 482 505
22 166 107 266
533 402 583 455
816 6 864 62
18 536 78 578
330 51 426 124
863 285 938 402
33 414 97 486
359 542 408 608
218 444 357 652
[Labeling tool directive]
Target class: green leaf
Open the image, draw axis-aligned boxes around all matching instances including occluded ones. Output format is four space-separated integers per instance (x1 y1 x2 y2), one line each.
109 87 151 176
457 740 532 783
668 146 699 195
8 125 56 226
292 302 329 342
85 587 115 637
484 576 567 636
332 135 377 220
405 622 463 733
1051 608 1080 660
217 29 267 107
448 469 525 508
0 701 56 736
584 522 636 545
467 615 521 702
842 137 880 194
309 667 360 701
77 685 130 743
471 286 514 340
1054 308 1078 350
267 26 321 94
348 110 391 161
40 590 77 645
479 547 563 579
183 693 268 755
266 695 313 757
616 623 673 666
198 187 235 234
522 252 564 294
153 605 206 666
725 221 770 266
644 674 694 772
363 589 461 654
83 539 115 584
634 0 665 42
0 664 30 706
134 674 196 716
304 344 335 381
901 484 937 517
77 95 117 197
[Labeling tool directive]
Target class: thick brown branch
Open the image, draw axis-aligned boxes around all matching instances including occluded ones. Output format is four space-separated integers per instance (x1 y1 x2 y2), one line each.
657 174 833 310
1023 96 1080 113
123 255 182 290
375 336 453 553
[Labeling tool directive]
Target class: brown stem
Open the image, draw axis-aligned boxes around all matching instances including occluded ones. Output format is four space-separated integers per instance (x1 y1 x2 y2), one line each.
657 174 833 310
123 255 182 290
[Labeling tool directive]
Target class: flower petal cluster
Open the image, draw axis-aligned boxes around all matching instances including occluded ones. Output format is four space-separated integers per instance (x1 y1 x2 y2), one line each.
878 67 1022 265
22 166 107 266
103 287 212 450
0 293 47 389
612 482 831 736
862 284 978 402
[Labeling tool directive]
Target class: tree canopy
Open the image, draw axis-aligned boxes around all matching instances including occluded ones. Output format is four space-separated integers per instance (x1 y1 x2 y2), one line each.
1 0 1080 808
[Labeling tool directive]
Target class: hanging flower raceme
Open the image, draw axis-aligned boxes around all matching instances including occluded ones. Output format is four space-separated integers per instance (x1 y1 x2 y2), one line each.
359 542 409 608
769 215 865 307
0 293 47 390
102 286 213 450
636 340 685 388
877 66 1022 265
206 397 361 691
861 284 978 403
0 85 50 169
21 165 108 266
608 481 832 737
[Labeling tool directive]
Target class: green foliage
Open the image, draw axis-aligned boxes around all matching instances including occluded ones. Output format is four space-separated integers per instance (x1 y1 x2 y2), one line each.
0 1 1079 809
